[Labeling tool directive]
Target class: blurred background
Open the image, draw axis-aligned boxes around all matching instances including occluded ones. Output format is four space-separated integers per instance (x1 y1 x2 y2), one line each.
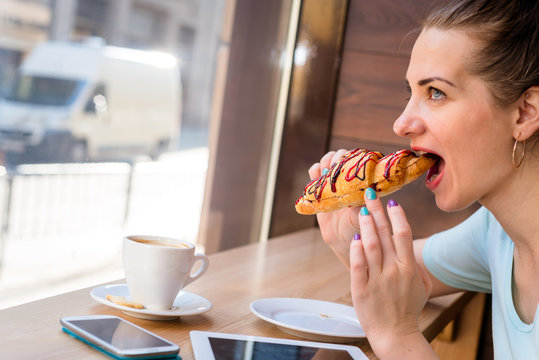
0 0 225 309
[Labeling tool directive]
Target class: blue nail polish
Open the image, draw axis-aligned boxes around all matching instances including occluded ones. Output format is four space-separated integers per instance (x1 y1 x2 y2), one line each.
322 168 329 176
353 233 361 240
388 199 398 207
366 187 377 200
360 207 370 216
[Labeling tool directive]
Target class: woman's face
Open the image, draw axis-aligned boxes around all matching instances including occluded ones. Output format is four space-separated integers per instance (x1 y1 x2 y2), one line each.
394 28 517 211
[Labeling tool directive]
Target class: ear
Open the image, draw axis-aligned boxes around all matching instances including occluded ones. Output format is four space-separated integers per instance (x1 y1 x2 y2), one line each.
514 86 539 140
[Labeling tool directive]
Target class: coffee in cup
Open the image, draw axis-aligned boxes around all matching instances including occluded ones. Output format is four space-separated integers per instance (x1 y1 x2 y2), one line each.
129 237 190 248
123 235 209 311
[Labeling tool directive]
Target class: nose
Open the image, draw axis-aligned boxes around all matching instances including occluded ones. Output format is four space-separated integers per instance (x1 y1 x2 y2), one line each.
393 102 425 138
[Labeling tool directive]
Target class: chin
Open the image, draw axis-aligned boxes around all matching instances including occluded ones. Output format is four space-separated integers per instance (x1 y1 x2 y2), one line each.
434 194 475 213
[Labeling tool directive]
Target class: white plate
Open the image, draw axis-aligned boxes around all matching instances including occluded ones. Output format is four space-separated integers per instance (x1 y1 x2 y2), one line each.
90 284 212 321
250 298 365 343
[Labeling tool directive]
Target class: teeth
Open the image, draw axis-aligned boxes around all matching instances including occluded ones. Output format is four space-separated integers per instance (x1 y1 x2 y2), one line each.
426 163 440 183
415 150 427 156
426 174 437 184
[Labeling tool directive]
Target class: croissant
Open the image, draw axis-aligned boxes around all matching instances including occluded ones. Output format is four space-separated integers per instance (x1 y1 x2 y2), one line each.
295 148 436 215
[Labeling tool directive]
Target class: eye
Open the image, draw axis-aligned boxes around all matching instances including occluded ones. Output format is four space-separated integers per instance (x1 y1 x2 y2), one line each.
429 87 445 101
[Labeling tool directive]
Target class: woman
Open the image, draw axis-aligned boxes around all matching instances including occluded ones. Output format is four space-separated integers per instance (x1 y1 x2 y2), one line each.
308 0 539 358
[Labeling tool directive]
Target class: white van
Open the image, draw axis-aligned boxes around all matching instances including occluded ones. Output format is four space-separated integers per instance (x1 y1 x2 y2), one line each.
0 39 181 163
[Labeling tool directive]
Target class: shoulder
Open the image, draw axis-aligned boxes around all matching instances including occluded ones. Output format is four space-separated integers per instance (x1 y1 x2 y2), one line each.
423 206 494 292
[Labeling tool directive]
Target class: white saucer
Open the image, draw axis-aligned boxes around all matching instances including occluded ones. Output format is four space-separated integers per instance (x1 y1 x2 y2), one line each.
250 298 365 343
90 284 212 321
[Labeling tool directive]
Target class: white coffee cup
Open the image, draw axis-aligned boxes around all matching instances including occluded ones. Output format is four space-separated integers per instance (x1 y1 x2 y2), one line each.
123 235 209 310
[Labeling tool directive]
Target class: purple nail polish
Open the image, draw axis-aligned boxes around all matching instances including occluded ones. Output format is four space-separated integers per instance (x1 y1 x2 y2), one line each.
353 233 361 240
388 199 398 207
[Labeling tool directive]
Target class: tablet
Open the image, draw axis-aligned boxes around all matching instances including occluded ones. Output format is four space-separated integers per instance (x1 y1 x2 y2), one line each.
190 331 368 360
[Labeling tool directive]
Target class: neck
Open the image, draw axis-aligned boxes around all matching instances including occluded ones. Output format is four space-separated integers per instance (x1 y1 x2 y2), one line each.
480 162 539 254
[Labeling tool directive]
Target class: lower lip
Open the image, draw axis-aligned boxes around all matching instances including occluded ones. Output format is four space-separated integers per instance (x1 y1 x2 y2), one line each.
426 167 444 191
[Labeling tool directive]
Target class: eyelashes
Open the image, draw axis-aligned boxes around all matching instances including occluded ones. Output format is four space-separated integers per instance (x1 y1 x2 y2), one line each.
404 84 446 102
428 87 446 101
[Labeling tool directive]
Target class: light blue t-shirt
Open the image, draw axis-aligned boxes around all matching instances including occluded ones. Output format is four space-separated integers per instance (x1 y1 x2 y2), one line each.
423 206 539 359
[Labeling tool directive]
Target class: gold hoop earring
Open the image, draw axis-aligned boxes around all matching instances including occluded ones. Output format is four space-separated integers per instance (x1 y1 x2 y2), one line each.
512 133 526 168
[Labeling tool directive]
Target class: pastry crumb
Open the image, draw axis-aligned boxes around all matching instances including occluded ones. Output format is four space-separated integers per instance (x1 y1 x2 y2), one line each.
106 294 145 309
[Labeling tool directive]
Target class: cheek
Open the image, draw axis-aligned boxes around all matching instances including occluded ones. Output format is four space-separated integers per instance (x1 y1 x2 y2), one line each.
445 102 501 151
454 105 487 132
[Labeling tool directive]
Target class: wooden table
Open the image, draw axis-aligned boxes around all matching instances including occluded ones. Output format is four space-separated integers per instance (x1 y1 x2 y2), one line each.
0 228 474 359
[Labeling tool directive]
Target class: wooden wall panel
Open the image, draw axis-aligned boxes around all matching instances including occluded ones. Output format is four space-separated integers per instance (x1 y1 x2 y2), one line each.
344 0 433 54
333 51 409 146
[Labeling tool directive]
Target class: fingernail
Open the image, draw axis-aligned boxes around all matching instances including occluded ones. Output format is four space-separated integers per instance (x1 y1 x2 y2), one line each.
360 207 370 216
366 187 377 200
388 199 398 207
322 168 330 176
353 233 361 241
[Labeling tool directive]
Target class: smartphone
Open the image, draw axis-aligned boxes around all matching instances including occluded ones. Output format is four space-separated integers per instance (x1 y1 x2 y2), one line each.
60 315 180 359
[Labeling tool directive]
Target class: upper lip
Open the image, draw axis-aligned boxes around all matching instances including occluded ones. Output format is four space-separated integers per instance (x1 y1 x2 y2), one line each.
412 146 441 158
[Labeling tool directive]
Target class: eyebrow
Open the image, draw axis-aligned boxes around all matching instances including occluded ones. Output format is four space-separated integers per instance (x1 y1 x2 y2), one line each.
417 77 456 87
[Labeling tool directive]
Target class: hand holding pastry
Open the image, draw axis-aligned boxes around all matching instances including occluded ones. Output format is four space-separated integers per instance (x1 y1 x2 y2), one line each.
308 149 361 269
350 191 435 359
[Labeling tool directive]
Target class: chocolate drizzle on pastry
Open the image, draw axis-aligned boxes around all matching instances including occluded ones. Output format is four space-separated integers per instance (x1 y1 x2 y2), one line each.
295 148 435 215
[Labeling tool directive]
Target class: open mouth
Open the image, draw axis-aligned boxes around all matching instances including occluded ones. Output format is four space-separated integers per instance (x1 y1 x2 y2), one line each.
415 151 443 184
426 156 442 183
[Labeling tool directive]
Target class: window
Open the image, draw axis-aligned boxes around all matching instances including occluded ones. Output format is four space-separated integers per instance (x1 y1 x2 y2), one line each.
0 0 300 309
6 75 83 106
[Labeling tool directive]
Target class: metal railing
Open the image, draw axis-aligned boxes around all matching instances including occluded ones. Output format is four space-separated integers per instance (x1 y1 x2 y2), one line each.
0 148 208 302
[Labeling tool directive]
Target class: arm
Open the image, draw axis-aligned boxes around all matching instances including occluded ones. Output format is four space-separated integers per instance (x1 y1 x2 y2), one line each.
414 238 461 298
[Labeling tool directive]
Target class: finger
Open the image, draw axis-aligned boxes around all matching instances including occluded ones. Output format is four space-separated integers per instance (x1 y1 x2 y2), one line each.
358 207 383 276
320 151 336 172
364 188 395 262
308 162 321 180
350 233 368 286
330 149 347 168
386 200 414 263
